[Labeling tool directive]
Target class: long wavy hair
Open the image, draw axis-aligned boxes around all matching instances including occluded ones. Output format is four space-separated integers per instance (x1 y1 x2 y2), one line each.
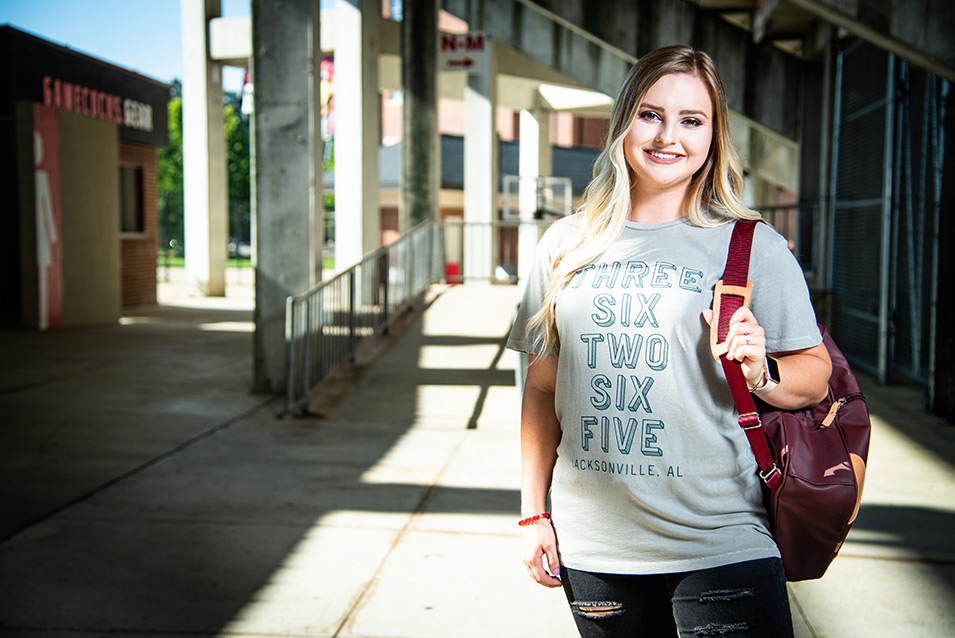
526 45 759 355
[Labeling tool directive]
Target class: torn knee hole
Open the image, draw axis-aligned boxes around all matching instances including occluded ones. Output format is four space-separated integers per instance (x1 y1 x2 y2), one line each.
571 601 625 618
698 588 754 603
692 621 749 636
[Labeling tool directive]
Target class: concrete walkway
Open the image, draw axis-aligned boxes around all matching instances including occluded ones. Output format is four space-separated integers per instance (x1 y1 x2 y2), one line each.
0 275 953 637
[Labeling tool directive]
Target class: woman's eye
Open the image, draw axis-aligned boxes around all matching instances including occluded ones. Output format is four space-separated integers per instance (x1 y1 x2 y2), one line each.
638 111 660 122
682 118 702 127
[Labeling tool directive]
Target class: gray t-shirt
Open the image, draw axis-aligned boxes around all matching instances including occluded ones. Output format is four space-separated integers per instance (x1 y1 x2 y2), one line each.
507 215 822 574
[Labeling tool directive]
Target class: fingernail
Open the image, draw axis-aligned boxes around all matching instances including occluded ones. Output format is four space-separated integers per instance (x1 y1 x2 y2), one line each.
554 567 560 577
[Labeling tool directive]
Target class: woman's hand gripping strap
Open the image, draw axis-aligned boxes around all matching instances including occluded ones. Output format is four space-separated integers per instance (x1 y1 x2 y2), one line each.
710 279 753 359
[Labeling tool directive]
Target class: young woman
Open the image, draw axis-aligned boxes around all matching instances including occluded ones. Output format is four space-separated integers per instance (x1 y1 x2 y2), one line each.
506 45 831 637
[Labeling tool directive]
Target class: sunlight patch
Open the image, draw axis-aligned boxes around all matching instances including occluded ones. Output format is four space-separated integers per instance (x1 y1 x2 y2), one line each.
359 429 463 485
219 522 401 636
198 321 254 332
418 344 500 369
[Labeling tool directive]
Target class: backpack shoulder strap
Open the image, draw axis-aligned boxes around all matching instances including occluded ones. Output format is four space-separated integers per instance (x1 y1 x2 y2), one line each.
710 220 757 359
713 220 783 492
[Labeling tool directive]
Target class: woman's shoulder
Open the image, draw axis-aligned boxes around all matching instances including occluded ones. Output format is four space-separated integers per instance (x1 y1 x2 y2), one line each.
752 220 793 254
551 212 585 233
539 213 585 246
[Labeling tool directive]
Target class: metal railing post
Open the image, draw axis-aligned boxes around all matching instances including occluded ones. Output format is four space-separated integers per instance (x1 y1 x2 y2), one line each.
348 268 357 361
382 249 390 327
284 295 296 414
301 300 311 398
407 236 415 305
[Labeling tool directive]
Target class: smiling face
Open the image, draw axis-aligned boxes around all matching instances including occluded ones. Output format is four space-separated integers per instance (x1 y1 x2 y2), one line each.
623 72 714 199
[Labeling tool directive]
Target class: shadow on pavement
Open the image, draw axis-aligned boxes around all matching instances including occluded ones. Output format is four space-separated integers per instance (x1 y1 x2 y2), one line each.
0 285 527 636
850 503 955 575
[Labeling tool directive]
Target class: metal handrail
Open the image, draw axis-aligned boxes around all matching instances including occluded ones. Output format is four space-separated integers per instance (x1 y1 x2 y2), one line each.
283 218 553 414
284 221 445 414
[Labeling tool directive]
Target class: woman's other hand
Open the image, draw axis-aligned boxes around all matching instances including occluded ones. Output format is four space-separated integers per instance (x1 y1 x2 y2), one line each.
522 518 562 588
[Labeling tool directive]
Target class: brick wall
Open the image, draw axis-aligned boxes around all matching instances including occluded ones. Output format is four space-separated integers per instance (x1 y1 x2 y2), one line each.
119 142 158 307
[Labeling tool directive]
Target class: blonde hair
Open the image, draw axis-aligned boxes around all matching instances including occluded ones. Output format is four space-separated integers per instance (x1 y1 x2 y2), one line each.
527 45 759 355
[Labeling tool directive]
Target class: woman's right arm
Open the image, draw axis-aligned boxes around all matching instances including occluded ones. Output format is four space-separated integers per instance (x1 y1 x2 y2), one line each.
520 354 563 588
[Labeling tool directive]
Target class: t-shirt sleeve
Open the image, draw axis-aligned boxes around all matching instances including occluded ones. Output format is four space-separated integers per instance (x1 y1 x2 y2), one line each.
748 223 823 353
505 219 577 355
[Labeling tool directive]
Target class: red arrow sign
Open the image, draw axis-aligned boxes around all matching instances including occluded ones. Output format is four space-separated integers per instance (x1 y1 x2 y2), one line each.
439 32 488 73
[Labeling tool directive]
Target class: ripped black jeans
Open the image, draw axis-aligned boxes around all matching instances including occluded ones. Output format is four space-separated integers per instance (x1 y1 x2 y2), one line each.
561 558 793 638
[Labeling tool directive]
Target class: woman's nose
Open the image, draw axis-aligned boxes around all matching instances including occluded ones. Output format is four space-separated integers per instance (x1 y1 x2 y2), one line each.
655 122 676 144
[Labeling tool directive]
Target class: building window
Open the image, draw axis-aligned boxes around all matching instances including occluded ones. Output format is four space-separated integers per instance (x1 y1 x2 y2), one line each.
119 164 144 233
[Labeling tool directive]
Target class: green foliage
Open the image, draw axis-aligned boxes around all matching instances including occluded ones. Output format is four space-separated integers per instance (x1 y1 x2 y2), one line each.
157 85 335 262
158 255 253 269
323 141 335 246
224 93 251 249
157 86 253 259
224 93 250 203
157 96 184 253
323 138 334 172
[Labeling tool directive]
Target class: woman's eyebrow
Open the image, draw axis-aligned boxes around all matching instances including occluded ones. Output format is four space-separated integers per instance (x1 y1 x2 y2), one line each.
639 103 710 118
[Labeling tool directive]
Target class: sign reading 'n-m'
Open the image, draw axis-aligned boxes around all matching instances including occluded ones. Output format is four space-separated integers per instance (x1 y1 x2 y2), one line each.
439 32 489 74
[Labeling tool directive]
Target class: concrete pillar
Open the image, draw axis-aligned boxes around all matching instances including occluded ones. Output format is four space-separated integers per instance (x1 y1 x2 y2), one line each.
463 52 498 281
335 0 380 269
181 0 228 296
517 106 551 282
251 0 323 393
805 43 837 294
401 0 439 231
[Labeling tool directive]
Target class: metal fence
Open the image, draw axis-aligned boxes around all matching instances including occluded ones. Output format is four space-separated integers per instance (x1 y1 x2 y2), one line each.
285 222 444 414
284 219 551 414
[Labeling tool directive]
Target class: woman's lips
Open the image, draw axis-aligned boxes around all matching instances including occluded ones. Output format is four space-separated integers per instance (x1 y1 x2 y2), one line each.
644 149 683 164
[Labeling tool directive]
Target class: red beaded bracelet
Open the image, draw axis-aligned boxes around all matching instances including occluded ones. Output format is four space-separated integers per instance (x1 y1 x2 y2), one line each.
518 512 551 527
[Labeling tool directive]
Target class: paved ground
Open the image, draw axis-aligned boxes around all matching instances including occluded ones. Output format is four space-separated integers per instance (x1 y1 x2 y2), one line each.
1 272 953 637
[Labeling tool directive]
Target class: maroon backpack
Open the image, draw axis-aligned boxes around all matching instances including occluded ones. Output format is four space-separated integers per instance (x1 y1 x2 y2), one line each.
711 220 871 581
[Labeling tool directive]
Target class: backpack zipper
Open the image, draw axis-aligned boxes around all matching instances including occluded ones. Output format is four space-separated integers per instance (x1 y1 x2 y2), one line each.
819 394 865 428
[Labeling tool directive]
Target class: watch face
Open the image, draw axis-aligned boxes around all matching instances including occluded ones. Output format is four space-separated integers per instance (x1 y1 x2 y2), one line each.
766 356 781 384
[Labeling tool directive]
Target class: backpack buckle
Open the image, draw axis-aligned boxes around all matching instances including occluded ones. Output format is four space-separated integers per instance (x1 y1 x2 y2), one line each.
710 279 753 360
759 465 782 483
738 412 761 430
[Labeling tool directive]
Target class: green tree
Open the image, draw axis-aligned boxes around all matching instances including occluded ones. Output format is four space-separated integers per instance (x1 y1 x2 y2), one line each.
224 92 251 255
323 138 334 260
157 85 253 261
157 88 184 256
158 86 332 264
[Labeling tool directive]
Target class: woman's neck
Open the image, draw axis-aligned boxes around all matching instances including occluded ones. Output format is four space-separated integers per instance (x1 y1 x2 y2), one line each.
629 186 689 224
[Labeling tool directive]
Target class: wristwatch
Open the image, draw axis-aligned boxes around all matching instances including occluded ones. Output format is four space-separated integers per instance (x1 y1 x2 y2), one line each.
750 356 780 394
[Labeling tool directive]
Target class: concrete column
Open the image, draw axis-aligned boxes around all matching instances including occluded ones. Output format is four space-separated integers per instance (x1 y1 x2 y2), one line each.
335 0 380 269
401 0 438 231
463 53 498 281
517 106 551 282
251 0 323 393
181 0 228 296
810 44 836 294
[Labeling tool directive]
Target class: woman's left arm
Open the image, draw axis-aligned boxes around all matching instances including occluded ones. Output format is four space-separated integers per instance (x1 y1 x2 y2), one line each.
754 343 831 409
705 306 832 410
